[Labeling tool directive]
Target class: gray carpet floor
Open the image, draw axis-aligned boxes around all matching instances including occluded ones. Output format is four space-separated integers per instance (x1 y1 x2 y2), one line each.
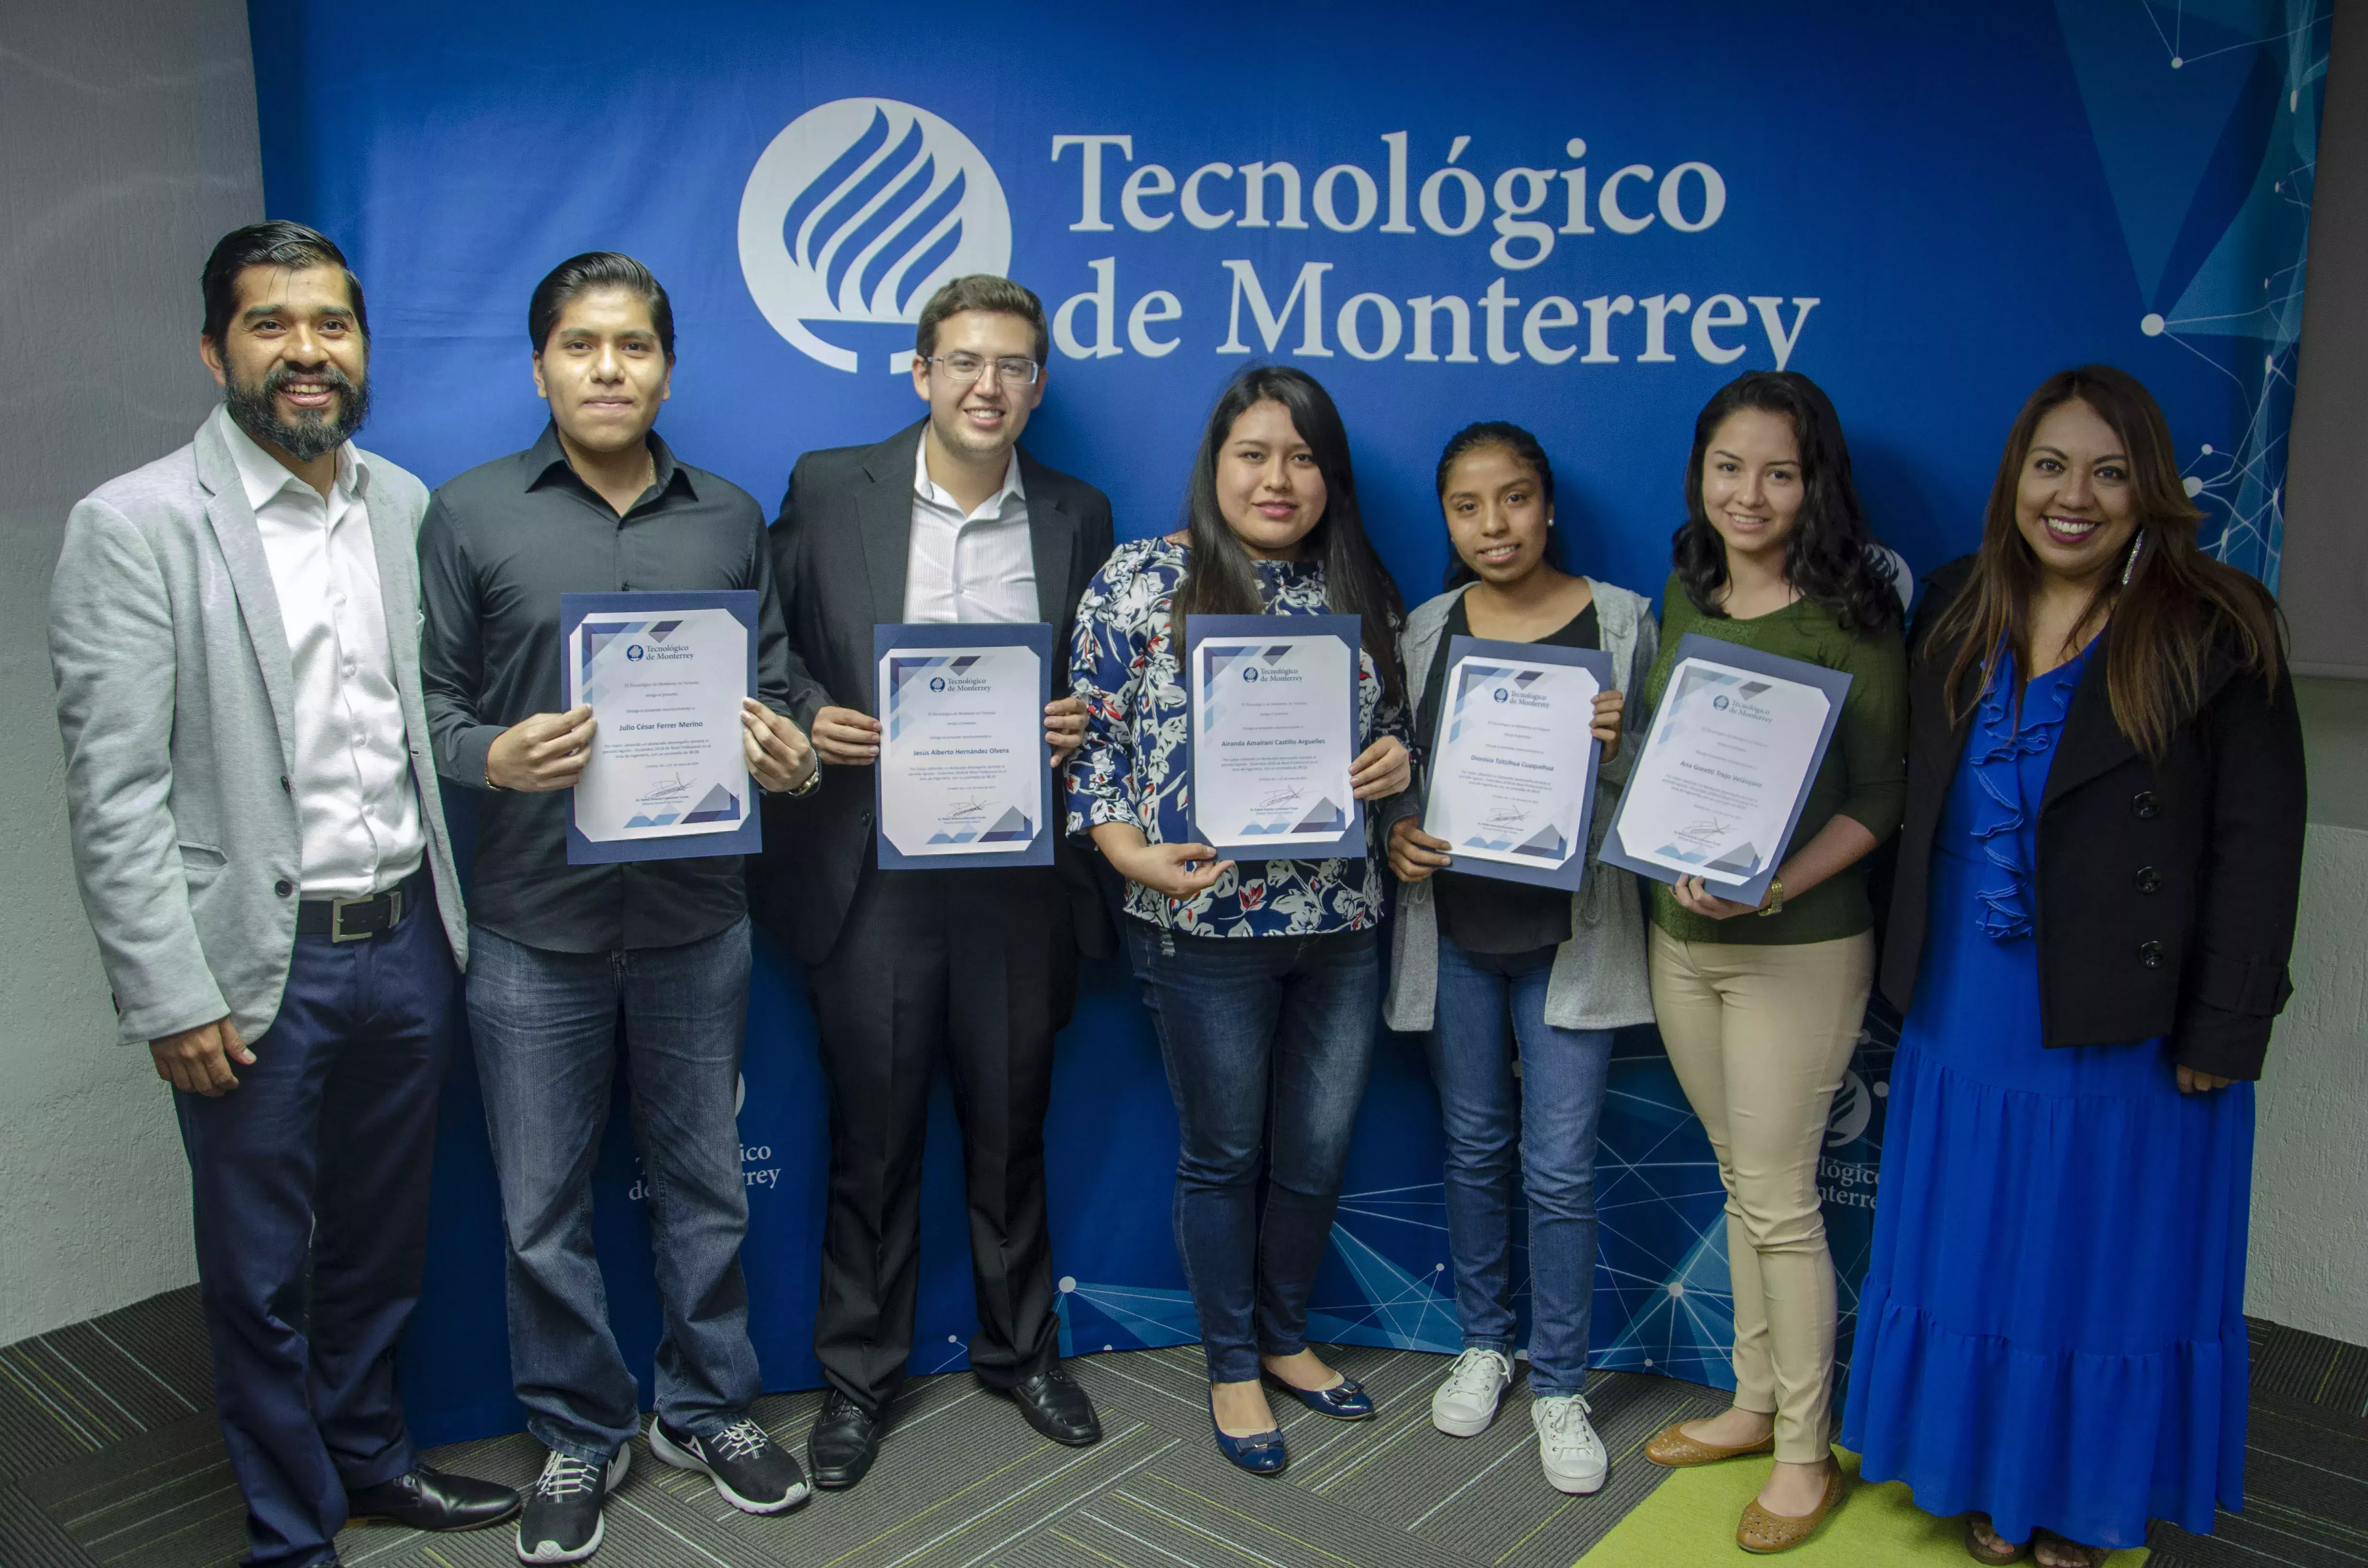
4 1287 2363 1567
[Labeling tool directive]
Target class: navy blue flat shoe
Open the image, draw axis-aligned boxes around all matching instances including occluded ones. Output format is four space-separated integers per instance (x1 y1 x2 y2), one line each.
1263 1373 1374 1421
1208 1407 1288 1475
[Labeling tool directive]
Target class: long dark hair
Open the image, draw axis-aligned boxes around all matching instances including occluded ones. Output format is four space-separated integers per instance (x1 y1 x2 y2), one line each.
1437 421 1569 590
1674 370 1899 633
1172 365 1407 706
1933 364 2282 758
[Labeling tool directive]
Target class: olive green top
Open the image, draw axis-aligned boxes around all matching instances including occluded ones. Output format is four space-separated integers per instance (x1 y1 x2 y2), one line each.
1642 572 1908 945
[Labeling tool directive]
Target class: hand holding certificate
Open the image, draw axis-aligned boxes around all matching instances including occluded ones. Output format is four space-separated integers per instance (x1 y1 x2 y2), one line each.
1185 613 1363 860
1418 637 1616 891
1597 633 1853 908
562 590 762 864
873 623 1055 870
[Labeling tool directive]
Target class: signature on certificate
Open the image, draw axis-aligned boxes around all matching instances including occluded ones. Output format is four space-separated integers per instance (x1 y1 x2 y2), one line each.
940 797 989 822
1674 813 1733 851
1257 783 1308 811
1482 804 1532 830
636 771 694 806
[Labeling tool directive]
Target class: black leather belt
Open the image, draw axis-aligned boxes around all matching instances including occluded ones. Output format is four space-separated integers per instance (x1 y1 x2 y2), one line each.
297 870 426 942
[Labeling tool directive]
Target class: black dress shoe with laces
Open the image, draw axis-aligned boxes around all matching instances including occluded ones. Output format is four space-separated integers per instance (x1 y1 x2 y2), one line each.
345 1463 522 1531
808 1391 883 1491
1002 1367 1102 1446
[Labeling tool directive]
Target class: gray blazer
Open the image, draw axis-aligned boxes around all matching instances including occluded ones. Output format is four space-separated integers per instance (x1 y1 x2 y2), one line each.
50 408 468 1048
1383 578 1659 1034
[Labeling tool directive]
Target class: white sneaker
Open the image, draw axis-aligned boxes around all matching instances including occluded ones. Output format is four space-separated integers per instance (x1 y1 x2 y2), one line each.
1532 1394 1608 1494
1431 1348 1512 1436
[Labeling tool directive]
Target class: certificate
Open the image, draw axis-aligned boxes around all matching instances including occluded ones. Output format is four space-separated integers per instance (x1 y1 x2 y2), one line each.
1419 637 1616 892
1185 612 1363 860
1598 633 1853 906
873 622 1054 870
561 590 761 865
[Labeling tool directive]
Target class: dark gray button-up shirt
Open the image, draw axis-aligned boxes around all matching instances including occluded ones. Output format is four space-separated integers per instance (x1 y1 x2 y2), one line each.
419 423 798 952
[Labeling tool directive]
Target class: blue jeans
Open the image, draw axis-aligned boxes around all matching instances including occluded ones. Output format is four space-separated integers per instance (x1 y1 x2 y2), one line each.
468 919 760 1462
1428 933 1613 1396
1127 924 1380 1384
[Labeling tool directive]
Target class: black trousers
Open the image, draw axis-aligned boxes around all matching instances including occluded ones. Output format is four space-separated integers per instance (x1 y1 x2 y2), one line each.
174 885 456 1568
807 863 1075 1414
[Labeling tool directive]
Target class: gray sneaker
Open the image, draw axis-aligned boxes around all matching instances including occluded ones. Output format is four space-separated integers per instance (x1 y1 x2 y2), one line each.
1431 1348 1512 1436
516 1446 628 1564
1532 1393 1607 1494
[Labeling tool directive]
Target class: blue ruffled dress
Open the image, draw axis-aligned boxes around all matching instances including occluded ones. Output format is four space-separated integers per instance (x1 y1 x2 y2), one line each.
1840 646 2253 1549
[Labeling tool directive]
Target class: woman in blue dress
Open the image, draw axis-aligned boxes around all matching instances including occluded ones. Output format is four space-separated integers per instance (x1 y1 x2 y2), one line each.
1841 366 2305 1566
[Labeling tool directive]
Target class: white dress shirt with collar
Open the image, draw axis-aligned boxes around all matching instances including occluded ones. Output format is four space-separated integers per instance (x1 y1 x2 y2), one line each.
221 411 425 899
903 436 1039 624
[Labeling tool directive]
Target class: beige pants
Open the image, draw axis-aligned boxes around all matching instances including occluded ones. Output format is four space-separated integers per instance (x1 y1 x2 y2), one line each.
1649 925 1874 1463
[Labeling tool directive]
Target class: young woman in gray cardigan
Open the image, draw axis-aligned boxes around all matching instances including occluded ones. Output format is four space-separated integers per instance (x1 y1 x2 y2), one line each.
1381 423 1658 1497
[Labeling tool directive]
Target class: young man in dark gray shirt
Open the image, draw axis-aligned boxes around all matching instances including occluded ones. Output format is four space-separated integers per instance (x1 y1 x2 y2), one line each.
419 253 817 1565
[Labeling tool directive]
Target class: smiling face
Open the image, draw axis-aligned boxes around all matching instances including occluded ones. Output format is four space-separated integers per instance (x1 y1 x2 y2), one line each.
1215 399 1329 560
532 285 672 454
1442 444 1552 586
200 262 370 462
911 308 1044 464
2013 397 2140 588
1698 406 1804 567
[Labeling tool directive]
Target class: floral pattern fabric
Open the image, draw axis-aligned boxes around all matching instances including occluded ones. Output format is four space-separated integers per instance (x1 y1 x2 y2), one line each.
1064 537 1407 937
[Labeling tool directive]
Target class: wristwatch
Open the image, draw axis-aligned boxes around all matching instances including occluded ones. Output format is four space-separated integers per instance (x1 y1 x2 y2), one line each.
782 759 823 798
1757 875 1786 917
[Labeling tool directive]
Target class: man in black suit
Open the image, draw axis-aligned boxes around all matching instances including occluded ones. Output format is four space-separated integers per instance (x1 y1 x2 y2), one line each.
755 276 1114 1488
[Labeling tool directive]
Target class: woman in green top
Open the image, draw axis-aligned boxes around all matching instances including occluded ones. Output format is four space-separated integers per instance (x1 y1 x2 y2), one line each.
1633 371 1907 1554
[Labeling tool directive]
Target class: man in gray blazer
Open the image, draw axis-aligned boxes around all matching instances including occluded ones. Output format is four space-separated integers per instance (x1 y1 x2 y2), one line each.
49 222 516 1568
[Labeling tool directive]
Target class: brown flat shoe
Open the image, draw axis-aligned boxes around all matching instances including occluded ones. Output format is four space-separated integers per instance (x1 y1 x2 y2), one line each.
1967 1513 2029 1564
2031 1530 2112 1568
1643 1420 1776 1467
1737 1461 1846 1554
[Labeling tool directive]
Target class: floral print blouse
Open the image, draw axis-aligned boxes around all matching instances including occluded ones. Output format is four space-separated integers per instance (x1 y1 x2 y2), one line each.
1064 537 1408 937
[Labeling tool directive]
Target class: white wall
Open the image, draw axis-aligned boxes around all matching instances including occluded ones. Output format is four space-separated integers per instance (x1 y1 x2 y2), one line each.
0 0 262 1344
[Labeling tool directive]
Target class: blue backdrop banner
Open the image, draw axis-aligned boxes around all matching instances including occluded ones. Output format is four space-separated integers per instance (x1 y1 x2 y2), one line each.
244 0 2325 1446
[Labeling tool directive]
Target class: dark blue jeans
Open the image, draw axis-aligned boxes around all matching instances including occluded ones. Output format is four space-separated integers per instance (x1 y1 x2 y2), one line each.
1428 933 1613 1396
468 918 760 1463
175 879 457 1568
1127 923 1379 1384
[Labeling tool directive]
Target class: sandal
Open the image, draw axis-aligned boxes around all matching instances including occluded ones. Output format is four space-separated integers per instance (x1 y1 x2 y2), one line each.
2031 1530 2111 1568
1966 1513 2028 1564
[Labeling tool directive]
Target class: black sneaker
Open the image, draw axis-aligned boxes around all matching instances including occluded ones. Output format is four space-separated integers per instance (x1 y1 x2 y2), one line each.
516 1446 627 1564
649 1413 809 1514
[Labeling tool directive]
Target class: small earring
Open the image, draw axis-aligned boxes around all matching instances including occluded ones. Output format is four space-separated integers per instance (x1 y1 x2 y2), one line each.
2120 533 2143 587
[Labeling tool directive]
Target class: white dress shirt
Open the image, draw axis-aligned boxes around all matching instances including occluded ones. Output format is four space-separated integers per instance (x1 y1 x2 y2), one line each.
221 412 425 899
903 438 1039 624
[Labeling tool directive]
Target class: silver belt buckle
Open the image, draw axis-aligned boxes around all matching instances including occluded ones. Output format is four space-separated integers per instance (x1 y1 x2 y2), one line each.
330 887 400 942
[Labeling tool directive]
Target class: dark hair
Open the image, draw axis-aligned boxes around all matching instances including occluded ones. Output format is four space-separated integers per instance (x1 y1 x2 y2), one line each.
1674 370 1899 633
528 252 675 357
1435 421 1568 589
915 274 1049 366
1933 364 2282 758
1172 366 1406 708
201 221 367 345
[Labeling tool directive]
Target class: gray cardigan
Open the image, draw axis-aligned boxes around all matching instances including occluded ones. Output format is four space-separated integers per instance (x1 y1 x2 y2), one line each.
1382 578 1659 1033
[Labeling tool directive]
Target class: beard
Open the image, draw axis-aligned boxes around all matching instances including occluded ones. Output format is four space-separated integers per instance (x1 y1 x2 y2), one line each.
224 359 371 462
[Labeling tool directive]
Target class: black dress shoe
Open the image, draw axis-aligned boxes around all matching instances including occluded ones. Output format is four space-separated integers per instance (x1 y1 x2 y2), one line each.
1003 1367 1103 1446
808 1391 883 1490
345 1463 522 1531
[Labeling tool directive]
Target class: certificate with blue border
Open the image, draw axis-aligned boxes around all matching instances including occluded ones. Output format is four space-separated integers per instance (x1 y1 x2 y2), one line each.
1184 612 1364 861
1419 637 1616 893
872 622 1055 870
1597 633 1853 907
561 590 762 866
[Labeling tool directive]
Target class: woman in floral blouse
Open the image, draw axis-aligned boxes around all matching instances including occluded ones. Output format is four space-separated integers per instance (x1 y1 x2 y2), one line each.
1065 365 1411 1476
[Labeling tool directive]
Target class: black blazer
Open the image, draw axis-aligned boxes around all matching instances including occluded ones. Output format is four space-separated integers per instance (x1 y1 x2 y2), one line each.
749 421 1118 968
1882 555 2305 1079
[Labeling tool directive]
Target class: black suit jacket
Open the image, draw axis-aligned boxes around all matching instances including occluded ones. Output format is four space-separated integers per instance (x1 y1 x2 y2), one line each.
1882 555 2305 1078
751 421 1118 967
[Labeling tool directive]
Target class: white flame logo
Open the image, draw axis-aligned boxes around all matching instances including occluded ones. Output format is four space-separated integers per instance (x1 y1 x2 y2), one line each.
739 98 1012 373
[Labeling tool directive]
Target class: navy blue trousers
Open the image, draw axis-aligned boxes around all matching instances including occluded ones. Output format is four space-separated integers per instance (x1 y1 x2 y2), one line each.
174 884 458 1568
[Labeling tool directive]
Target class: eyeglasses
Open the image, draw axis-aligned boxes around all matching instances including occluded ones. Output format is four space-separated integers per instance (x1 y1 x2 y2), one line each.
925 352 1041 387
